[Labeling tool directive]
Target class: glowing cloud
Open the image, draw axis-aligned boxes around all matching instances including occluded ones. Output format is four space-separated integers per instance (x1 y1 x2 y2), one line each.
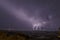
0 0 48 31
29 17 47 30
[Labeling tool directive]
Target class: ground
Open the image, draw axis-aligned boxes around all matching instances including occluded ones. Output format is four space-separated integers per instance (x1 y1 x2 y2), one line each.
0 30 60 40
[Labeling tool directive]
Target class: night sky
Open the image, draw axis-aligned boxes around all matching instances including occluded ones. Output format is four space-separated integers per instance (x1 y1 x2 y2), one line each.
0 0 60 31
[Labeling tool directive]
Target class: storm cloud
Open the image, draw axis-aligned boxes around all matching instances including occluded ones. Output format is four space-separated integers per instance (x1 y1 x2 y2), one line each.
0 0 60 31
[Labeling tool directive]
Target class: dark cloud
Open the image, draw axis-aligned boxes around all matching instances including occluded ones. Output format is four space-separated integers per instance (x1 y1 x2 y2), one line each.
0 0 60 31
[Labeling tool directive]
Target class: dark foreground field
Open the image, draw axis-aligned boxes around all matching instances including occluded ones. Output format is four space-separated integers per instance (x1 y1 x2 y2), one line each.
0 30 60 40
